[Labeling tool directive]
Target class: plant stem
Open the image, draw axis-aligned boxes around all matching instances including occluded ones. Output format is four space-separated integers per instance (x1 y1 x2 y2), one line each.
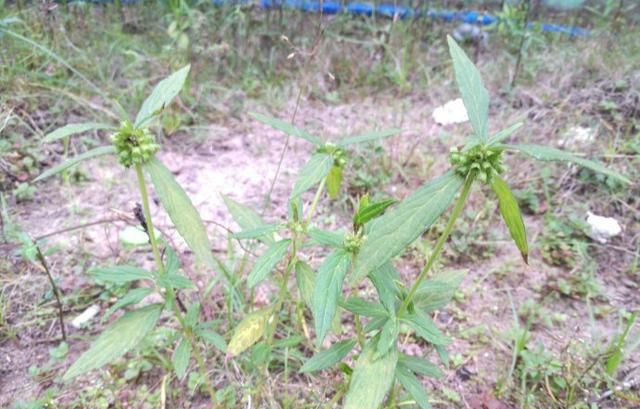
304 177 326 226
134 164 218 407
399 174 474 316
35 244 67 341
510 0 532 89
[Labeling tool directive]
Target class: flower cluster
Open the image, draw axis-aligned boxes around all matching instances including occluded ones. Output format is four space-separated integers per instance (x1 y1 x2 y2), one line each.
317 143 347 168
449 144 505 183
111 121 160 167
344 232 364 254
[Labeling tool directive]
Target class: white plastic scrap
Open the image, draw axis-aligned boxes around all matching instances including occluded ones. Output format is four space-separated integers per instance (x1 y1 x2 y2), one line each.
432 98 469 126
71 304 100 329
559 125 594 148
586 211 622 244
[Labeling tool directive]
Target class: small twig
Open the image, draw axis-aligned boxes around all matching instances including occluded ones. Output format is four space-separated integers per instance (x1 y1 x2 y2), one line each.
34 244 67 341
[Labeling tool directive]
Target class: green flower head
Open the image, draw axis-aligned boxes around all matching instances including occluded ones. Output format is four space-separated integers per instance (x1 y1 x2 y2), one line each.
111 121 160 167
449 144 505 184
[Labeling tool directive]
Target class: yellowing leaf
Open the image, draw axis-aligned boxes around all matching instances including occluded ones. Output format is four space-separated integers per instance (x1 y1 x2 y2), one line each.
227 308 271 357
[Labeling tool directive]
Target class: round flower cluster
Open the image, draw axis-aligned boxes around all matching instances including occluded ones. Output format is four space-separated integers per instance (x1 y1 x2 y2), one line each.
343 232 364 254
317 143 347 168
449 144 505 183
111 121 160 167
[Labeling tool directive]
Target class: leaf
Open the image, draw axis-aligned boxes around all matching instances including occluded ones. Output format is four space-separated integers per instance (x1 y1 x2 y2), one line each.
227 308 271 357
222 195 274 245
398 353 443 379
103 287 154 321
233 223 281 240
196 329 227 352
352 172 464 283
312 250 351 345
341 297 389 319
307 228 345 248
41 122 114 144
376 317 399 357
34 145 116 182
63 303 163 381
326 165 343 199
508 144 630 185
336 128 402 147
354 199 397 226
299 339 357 373
144 158 215 270
447 35 489 141
295 260 316 308
414 270 467 313
488 122 523 145
249 112 322 145
89 265 154 284
368 262 400 314
157 274 196 290
343 340 398 409
395 364 432 409
364 316 388 333
172 338 191 379
291 153 333 198
403 310 451 346
135 65 190 128
247 239 291 288
491 175 528 263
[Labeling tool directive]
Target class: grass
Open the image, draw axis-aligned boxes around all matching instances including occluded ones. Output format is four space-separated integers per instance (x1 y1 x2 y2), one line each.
1 2 639 409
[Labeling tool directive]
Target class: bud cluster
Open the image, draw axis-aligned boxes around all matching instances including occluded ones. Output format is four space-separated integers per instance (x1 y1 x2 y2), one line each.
111 121 160 167
449 144 505 183
317 143 347 168
344 232 364 254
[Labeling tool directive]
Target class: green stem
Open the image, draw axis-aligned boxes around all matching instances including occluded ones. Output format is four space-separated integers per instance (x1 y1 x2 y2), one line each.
304 177 326 226
399 173 474 316
134 164 218 407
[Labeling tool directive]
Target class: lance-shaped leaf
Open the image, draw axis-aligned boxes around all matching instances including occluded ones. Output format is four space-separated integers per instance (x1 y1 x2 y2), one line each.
247 239 291 288
326 165 343 199
233 223 281 240
414 270 467 313
227 307 271 357
135 65 190 128
336 128 402 147
41 122 115 144
295 260 316 308
196 329 227 352
172 338 192 379
341 297 389 319
307 228 345 248
403 310 451 346
491 175 528 263
312 250 351 345
343 340 398 409
395 364 432 409
507 144 630 185
447 35 489 141
103 287 154 321
487 122 523 146
368 262 400 314
291 153 333 198
354 198 397 227
376 317 399 357
352 172 464 283
89 265 154 284
250 112 322 145
63 303 163 381
398 353 443 379
34 145 116 182
222 195 274 245
144 158 215 270
299 339 356 373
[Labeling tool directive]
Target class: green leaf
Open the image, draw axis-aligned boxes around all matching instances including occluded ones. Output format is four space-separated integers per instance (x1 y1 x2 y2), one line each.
376 317 399 357
326 165 343 199
343 340 398 409
398 353 443 379
34 145 116 182
249 112 322 145
157 274 196 290
233 223 281 240
336 128 402 147
414 270 467 313
341 297 389 319
247 239 291 288
222 195 274 245
295 260 316 308
491 175 528 263
227 308 271 357
41 122 114 144
307 228 345 248
365 316 388 333
403 310 451 346
103 287 154 321
63 303 163 381
368 262 400 314
447 35 489 141
172 338 191 379
508 144 630 185
89 265 153 284
354 199 397 226
352 172 464 283
488 122 523 145
196 329 227 352
395 364 432 409
291 153 333 198
144 158 215 270
299 339 356 373
135 65 190 128
312 250 351 345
